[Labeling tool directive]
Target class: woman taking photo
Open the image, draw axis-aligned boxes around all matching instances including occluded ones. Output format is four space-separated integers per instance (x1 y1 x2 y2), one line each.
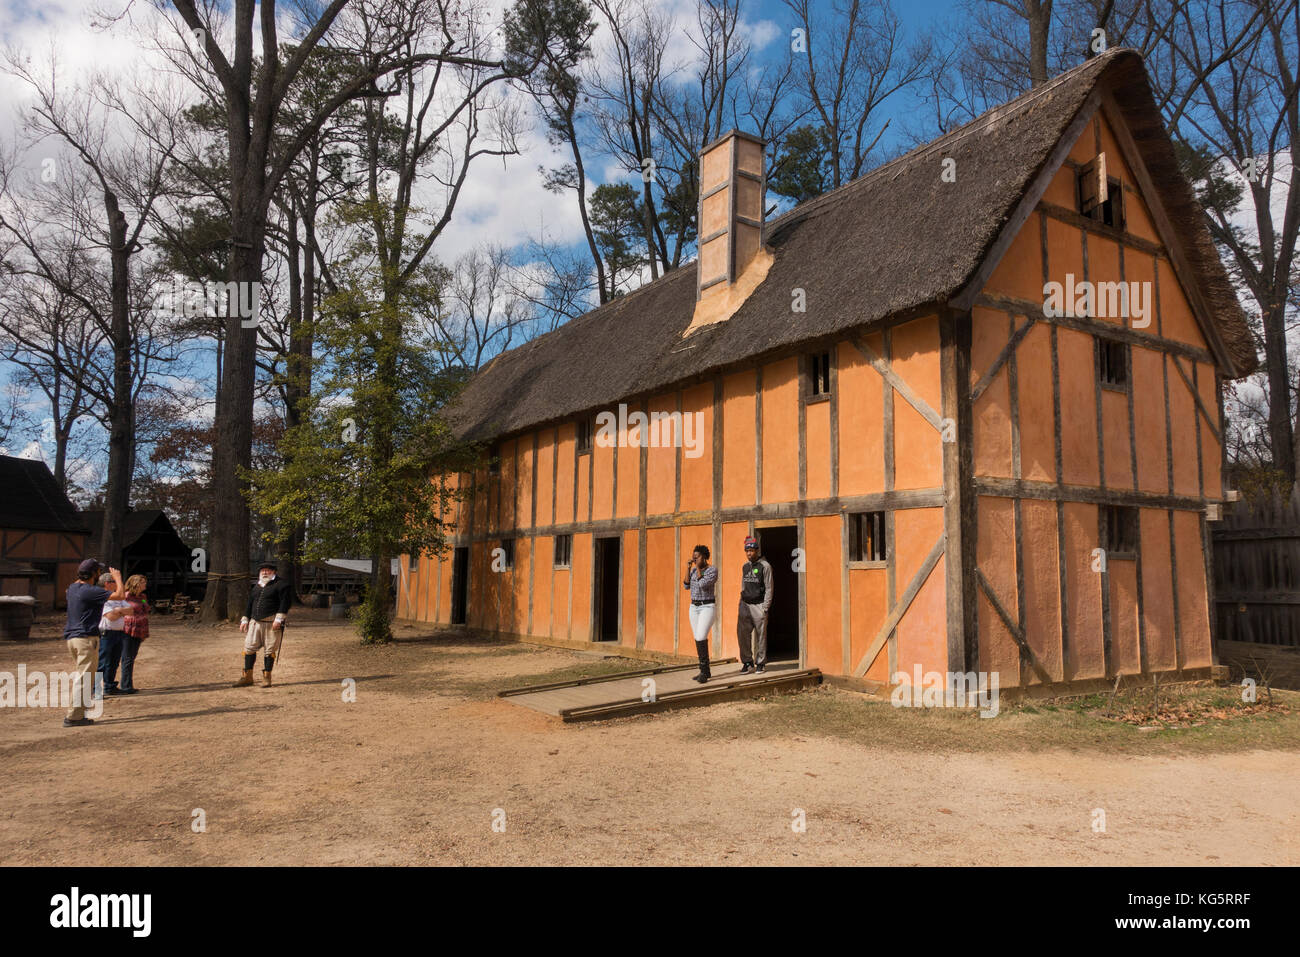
116 575 151 694
683 545 718 683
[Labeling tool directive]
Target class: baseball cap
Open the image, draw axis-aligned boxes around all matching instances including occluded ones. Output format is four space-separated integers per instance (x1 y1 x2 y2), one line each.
77 558 100 576
743 536 758 549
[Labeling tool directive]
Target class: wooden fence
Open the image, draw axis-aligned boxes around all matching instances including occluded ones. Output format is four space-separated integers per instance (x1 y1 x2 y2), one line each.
1211 486 1300 647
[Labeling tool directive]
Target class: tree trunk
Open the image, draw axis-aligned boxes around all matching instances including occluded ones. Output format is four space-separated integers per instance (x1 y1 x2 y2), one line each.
1027 1 1051 87
1262 295 1296 488
201 227 264 622
101 202 134 570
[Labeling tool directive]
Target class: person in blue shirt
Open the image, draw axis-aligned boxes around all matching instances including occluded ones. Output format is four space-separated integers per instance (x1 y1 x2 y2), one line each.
63 559 122 726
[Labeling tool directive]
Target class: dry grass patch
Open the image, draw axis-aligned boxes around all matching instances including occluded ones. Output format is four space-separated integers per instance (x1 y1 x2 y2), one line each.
688 682 1300 755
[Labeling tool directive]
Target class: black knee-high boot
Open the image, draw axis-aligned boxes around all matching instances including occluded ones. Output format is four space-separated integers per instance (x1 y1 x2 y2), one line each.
693 640 711 683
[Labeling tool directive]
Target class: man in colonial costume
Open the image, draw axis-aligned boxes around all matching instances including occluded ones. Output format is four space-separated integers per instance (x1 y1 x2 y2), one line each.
233 561 293 688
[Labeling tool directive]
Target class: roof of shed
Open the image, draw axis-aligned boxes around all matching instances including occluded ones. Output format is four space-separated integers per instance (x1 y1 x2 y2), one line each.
0 455 90 535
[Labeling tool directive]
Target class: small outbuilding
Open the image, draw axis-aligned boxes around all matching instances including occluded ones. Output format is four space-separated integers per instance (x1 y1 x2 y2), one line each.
0 455 91 610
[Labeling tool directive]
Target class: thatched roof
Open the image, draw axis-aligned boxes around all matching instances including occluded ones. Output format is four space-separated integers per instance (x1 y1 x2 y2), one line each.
449 49 1256 445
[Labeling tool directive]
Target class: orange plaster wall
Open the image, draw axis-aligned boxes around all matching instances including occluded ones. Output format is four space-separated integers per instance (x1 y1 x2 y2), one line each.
533 536 552 636
1197 363 1222 498
1016 321 1056 483
892 317 942 490
1020 498 1063 682
1109 558 1141 676
591 437 613 521
535 434 554 529
576 450 591 521
1173 510 1212 667
984 215 1043 302
553 567 570 635
504 439 521 531
681 383 714 511
1167 357 1201 497
1087 235 1123 326
1157 259 1205 347
1045 216 1084 292
571 533 592 640
1042 164 1076 208
892 506 947 677
761 358 798 504
644 527 676 654
804 515 841 673
805 390 831 500
555 424 575 525
976 496 1021 683
1063 502 1104 680
1101 388 1132 489
616 414 640 519
850 568 889 683
1140 510 1176 671
836 339 885 495
646 394 678 517
722 371 757 508
716 522 748 658
971 308 1013 479
621 529 639 646
1131 345 1169 492
1057 327 1100 486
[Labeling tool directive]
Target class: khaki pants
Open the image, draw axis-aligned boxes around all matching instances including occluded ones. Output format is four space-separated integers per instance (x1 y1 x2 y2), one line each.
736 602 768 667
243 618 283 657
66 636 98 720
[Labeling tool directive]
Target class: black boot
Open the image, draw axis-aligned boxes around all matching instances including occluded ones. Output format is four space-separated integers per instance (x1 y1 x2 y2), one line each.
693 640 711 683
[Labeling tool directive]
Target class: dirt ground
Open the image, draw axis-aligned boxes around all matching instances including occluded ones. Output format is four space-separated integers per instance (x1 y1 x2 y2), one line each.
2 611 1298 866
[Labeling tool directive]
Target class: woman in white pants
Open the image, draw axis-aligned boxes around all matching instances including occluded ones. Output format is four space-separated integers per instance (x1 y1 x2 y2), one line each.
683 545 719 682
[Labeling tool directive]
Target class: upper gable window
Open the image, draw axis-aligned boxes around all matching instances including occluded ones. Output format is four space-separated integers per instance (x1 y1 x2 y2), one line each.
1077 153 1125 230
808 351 831 397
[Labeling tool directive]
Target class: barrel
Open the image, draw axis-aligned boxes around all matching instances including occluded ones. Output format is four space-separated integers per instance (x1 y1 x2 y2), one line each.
329 600 349 619
0 596 37 640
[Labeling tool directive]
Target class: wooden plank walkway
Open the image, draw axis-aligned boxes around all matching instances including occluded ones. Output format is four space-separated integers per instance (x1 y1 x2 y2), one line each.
500 660 822 722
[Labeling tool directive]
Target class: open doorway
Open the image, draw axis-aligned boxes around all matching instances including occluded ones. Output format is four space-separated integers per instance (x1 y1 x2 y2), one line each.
594 536 621 642
757 525 800 662
450 547 469 625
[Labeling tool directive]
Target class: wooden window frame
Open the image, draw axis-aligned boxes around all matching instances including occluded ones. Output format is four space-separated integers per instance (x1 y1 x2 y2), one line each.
847 510 887 565
1096 336 1131 393
1103 505 1138 559
807 350 832 401
575 417 593 455
553 533 572 569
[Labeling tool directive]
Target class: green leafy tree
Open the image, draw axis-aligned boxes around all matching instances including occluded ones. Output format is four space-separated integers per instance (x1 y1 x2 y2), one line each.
248 216 479 644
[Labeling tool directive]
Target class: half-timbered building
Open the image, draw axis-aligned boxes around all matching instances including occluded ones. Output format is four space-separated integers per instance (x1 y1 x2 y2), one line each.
398 49 1255 693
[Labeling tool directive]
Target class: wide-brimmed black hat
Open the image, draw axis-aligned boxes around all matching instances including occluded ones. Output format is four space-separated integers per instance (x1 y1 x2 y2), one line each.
257 561 277 572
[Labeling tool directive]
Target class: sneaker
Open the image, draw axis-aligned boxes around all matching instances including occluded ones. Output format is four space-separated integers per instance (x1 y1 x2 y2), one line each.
119 688 138 695
754 665 766 674
62 717 96 727
738 664 753 675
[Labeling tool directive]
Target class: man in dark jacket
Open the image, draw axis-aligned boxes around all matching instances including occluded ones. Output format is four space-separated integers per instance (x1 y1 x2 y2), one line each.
736 536 774 674
233 562 293 688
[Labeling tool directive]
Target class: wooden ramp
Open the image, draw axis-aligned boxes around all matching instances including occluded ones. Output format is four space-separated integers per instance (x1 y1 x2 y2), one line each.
500 660 822 722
